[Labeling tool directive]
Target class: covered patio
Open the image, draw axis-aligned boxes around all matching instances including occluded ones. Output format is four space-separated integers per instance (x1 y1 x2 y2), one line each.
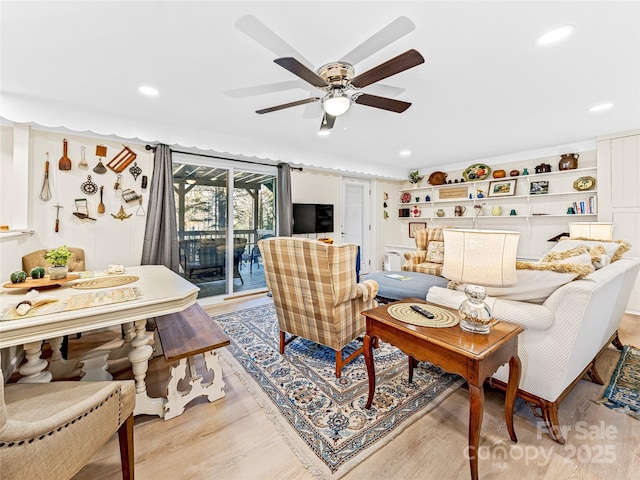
173 162 275 297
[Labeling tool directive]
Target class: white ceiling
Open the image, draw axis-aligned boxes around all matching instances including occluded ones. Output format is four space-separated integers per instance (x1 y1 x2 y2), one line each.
2 1 639 180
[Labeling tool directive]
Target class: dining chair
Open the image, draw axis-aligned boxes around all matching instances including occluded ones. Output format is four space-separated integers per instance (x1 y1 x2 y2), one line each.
0 371 135 479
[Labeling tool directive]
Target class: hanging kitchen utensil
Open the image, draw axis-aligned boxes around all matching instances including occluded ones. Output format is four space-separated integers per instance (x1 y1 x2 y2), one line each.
107 145 137 173
73 198 96 221
129 161 142 180
58 139 72 170
97 186 105 214
80 175 98 195
114 174 123 198
122 188 141 203
111 205 132 221
93 144 107 174
39 153 52 201
54 203 63 233
78 146 89 170
136 196 145 216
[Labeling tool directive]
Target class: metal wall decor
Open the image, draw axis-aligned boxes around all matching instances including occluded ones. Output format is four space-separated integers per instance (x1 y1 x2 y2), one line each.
129 162 142 180
111 205 133 221
80 175 98 195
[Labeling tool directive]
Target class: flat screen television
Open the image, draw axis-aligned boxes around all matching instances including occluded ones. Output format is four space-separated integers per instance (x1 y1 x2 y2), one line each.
292 203 334 234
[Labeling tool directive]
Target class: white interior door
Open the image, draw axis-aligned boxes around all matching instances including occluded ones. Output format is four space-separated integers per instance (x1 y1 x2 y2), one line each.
342 178 371 275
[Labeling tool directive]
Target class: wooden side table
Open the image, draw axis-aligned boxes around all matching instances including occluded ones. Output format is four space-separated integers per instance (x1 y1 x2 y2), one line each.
363 298 523 480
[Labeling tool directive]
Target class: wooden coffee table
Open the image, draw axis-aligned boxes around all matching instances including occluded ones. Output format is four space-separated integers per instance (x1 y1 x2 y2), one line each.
363 298 522 480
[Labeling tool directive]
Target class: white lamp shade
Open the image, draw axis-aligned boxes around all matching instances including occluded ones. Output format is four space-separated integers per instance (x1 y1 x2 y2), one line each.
568 222 613 241
442 229 520 287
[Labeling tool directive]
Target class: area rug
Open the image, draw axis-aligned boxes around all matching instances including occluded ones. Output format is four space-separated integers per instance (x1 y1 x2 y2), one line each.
600 345 640 420
213 303 464 478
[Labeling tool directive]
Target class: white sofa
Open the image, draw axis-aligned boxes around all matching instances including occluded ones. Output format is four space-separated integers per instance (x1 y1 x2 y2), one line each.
427 256 640 443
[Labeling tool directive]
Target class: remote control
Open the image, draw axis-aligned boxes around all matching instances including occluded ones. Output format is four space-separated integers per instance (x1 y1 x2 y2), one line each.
410 305 435 319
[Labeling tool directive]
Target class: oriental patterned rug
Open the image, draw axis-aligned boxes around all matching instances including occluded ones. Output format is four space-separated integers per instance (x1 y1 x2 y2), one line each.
214 303 463 478
600 345 640 420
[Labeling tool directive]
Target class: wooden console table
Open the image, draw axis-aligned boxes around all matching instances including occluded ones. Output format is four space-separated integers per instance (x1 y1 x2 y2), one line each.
362 298 522 480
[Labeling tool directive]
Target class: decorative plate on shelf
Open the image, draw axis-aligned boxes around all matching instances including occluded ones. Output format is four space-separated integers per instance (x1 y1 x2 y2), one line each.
573 176 596 191
401 192 412 203
462 164 491 181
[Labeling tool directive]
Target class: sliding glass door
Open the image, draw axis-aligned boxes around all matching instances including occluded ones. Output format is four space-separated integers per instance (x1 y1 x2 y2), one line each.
173 155 277 299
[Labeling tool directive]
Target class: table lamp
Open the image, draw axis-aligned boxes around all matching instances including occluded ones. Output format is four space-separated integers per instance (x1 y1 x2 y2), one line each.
442 229 520 334
568 222 614 241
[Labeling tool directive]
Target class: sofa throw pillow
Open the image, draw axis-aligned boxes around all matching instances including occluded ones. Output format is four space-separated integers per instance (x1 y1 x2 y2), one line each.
452 261 593 304
551 238 631 262
540 246 593 268
426 241 445 263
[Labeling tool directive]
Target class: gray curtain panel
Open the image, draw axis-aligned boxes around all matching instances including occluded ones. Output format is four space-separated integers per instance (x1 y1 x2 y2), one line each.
277 162 292 236
141 144 180 272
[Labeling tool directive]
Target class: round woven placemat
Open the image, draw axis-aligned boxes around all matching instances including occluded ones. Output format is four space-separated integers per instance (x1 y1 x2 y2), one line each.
387 303 459 328
72 275 139 289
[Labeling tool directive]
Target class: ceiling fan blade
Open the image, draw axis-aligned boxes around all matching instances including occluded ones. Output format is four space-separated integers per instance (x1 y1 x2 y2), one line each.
340 16 415 66
274 57 328 88
224 80 310 98
350 49 425 89
353 93 412 113
319 113 336 132
256 97 320 114
235 14 314 69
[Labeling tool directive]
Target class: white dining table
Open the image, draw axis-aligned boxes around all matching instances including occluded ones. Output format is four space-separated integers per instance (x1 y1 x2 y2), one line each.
0 265 199 417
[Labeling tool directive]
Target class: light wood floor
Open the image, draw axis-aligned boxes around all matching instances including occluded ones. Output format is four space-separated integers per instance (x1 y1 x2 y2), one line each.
67 295 639 480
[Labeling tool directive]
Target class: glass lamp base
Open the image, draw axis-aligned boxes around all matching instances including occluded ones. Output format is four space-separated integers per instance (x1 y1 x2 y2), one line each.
458 285 492 334
460 318 491 334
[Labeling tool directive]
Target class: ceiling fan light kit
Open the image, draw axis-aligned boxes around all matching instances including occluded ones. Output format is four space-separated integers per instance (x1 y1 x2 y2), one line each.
322 90 351 116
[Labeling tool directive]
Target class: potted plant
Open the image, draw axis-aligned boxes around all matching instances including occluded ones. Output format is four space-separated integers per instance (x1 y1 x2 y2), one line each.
44 245 73 280
409 170 424 185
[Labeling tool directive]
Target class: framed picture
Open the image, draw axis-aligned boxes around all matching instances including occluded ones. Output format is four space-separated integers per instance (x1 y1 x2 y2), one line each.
409 222 427 238
488 179 517 197
530 180 549 195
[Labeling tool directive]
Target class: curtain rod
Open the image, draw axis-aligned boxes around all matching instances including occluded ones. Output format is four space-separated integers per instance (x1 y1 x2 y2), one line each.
145 145 303 171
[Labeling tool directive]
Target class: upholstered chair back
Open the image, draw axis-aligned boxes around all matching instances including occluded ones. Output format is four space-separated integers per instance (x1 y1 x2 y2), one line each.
0 370 135 479
414 226 452 251
22 247 86 273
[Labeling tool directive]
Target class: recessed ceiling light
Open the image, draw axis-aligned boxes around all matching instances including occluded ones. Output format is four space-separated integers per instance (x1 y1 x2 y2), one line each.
589 103 614 112
318 130 331 136
399 150 412 157
138 85 159 96
536 25 575 46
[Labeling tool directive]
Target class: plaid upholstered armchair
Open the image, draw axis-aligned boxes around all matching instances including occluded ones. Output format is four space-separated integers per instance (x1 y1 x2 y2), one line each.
402 225 454 276
259 237 379 378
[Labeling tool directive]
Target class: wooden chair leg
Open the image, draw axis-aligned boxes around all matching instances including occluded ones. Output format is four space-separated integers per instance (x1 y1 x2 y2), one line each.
279 331 286 355
336 349 343 379
525 399 565 445
611 330 624 351
587 361 605 385
118 414 134 480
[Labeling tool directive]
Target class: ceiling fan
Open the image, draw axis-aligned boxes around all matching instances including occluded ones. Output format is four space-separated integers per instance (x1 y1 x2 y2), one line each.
246 16 425 132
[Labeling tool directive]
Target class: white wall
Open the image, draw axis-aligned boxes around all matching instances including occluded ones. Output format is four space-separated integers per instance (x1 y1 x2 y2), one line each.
0 126 151 281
